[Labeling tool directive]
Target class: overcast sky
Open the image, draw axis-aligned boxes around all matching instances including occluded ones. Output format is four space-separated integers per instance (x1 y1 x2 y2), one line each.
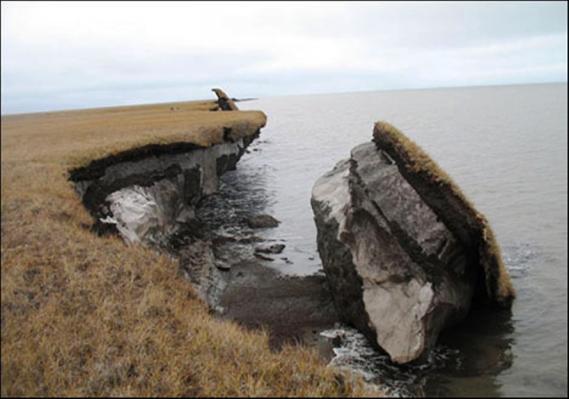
1 1 567 114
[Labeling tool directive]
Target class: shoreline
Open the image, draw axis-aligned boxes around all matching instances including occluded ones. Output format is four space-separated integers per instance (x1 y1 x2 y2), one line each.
2 86 528 396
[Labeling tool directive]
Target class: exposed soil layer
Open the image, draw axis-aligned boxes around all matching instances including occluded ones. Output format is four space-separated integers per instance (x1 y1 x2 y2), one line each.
69 132 259 239
69 142 205 181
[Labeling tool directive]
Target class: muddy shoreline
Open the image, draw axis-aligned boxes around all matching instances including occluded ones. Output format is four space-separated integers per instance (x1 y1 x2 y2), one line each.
217 261 337 352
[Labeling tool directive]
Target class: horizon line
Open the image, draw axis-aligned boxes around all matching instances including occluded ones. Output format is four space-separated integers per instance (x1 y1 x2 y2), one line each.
2 80 567 117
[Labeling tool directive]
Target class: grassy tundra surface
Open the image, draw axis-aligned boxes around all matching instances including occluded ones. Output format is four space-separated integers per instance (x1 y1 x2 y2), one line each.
1 100 369 397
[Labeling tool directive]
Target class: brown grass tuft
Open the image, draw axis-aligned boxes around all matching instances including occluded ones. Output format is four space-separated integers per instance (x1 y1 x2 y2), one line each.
1 101 374 396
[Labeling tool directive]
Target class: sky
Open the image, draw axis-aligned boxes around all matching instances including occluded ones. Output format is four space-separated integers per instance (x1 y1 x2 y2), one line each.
1 1 567 114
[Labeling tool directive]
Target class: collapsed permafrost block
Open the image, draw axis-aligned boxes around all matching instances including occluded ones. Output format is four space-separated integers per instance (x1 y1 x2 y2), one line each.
311 121 515 364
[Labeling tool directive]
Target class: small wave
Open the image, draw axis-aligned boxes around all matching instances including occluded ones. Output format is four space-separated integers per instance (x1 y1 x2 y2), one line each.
502 242 538 279
321 325 462 397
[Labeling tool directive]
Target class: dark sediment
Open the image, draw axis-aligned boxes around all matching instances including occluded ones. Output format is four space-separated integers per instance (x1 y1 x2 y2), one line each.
218 261 338 350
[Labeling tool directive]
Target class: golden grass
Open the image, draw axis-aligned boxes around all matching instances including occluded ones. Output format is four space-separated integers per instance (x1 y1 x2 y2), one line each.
1 100 266 169
1 101 373 397
373 121 515 306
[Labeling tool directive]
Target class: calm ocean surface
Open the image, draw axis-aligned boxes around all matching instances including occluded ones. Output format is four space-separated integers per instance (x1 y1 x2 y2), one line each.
235 83 567 396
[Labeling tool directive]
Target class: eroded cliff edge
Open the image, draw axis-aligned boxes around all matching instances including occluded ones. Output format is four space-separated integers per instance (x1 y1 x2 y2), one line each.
66 94 340 347
69 90 265 241
311 121 515 365
68 93 266 300
70 129 261 244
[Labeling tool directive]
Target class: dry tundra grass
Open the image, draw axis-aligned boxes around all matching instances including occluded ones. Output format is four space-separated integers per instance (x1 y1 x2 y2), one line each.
1 100 373 397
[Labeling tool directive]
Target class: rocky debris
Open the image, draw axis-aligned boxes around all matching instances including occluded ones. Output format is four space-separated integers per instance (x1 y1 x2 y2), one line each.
178 238 229 305
254 253 274 261
215 261 232 271
212 246 235 272
246 214 280 229
212 88 239 111
311 121 514 365
212 233 263 245
178 240 215 283
255 243 286 254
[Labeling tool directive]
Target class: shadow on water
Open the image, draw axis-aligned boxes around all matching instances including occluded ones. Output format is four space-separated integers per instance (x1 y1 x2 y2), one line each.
428 307 515 397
